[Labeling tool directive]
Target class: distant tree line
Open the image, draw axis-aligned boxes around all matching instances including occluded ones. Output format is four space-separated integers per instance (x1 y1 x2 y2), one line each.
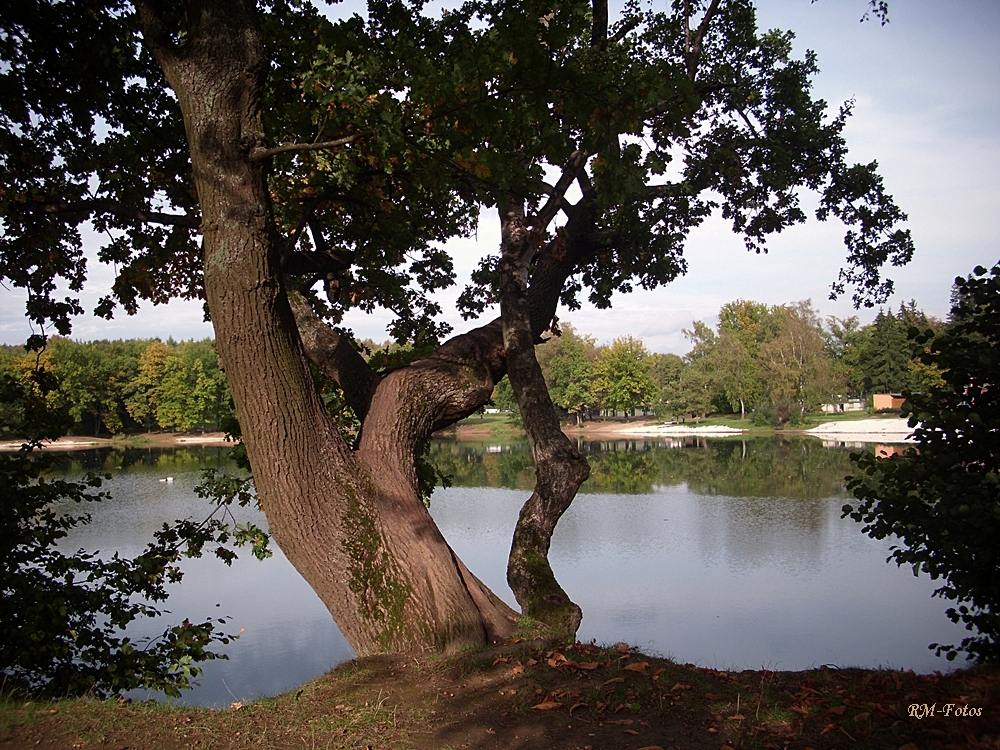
0 338 232 437
489 299 945 426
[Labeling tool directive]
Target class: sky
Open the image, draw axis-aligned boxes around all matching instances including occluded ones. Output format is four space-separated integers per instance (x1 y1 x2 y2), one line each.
1 0 997 354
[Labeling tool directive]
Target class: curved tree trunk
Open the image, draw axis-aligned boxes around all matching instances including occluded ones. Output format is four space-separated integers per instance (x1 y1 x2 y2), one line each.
498 198 590 641
136 0 516 657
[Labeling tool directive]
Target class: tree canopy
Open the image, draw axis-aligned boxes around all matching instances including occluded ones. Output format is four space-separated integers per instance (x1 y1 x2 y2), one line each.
1 0 914 659
846 261 1000 663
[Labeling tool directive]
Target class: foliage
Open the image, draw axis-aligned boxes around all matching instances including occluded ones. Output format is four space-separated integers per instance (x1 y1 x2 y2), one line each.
0 356 268 696
536 325 597 421
592 336 657 418
0 338 232 438
845 261 1000 663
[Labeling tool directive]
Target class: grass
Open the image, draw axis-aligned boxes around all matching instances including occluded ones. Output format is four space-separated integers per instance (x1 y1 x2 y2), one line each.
2 643 997 749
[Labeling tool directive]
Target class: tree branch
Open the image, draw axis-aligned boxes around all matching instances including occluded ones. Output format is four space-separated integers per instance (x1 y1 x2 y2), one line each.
251 134 365 162
531 150 588 230
687 0 722 80
287 291 381 424
591 0 608 50
22 198 201 230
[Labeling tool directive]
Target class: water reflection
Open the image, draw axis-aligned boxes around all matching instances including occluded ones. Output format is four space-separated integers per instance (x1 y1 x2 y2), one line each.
427 435 853 498
44 438 966 705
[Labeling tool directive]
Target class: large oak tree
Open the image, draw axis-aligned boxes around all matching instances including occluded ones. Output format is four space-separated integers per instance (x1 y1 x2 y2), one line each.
1 0 911 654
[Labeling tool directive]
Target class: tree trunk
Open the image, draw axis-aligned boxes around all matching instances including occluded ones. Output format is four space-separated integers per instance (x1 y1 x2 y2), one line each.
136 0 516 657
498 199 589 641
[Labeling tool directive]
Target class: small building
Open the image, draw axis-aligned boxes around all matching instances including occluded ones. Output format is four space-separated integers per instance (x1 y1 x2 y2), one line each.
872 393 906 411
821 398 866 414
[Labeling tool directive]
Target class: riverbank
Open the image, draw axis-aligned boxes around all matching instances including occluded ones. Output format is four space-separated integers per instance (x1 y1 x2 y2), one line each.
2 640 995 750
447 414 916 442
0 431 233 452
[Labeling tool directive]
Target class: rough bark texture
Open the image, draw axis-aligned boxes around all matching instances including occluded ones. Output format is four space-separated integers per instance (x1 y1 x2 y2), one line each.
136 0 517 657
498 198 590 641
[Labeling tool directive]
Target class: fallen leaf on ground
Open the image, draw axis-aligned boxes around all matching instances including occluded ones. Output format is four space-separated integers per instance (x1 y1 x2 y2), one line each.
624 728 639 735
577 661 600 670
728 714 745 720
603 677 625 686
704 692 721 700
531 700 563 711
624 661 649 673
569 702 587 716
820 722 838 734
789 705 810 715
828 704 847 716
615 642 630 654
493 656 510 665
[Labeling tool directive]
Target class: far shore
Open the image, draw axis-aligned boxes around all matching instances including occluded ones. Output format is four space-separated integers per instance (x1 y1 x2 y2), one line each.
448 413 916 442
1 414 917 452
0 431 233 453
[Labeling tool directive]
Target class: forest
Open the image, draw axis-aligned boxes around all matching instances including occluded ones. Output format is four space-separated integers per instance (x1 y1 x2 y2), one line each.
494 297 944 426
1 296 942 439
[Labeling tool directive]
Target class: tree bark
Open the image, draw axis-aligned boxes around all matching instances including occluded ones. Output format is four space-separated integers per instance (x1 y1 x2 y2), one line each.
136 0 517 657
498 199 590 641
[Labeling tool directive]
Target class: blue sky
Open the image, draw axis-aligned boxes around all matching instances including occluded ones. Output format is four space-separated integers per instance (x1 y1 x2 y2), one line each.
1 0 997 353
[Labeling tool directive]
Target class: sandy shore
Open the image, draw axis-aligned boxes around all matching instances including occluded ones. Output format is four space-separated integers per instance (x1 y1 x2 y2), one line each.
805 417 916 440
0 432 233 452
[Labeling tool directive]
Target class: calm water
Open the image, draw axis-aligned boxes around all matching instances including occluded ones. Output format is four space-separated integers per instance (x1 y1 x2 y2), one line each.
48 438 967 706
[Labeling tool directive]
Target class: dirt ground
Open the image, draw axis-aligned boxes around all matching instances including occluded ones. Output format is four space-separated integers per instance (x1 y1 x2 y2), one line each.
3 640 997 750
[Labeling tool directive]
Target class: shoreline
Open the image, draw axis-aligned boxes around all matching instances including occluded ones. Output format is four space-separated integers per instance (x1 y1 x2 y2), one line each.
1 415 917 453
0 431 233 453
446 415 916 442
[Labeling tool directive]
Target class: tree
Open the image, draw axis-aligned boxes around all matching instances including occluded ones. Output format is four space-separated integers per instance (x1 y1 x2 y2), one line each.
758 301 838 417
0 361 245 697
650 352 684 420
1 0 912 653
592 336 657 419
678 321 723 421
846 262 1000 663
536 324 597 424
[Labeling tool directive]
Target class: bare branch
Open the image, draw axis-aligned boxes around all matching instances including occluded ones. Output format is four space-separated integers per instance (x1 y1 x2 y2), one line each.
687 0 722 80
251 134 365 162
531 150 588 230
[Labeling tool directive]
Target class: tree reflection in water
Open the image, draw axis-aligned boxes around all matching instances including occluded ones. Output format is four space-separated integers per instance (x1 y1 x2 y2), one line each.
427 436 854 498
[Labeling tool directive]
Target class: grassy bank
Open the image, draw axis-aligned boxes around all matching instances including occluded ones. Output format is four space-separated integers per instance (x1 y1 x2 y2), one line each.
3 640 995 750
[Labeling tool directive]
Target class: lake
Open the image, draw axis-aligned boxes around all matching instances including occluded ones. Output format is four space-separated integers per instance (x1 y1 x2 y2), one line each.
47 437 967 706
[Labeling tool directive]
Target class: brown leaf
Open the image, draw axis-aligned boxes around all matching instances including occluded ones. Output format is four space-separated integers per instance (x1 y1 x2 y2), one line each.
569 702 587 716
704 692 721 700
789 705 810 715
624 661 649 673
853 711 870 722
493 656 510 665
728 714 745 721
624 728 639 735
821 722 838 734
511 664 524 675
615 642 631 654
652 667 666 677
577 661 600 670
828 704 847 716
603 677 625 686
531 700 563 711
897 745 919 750
525 658 537 667
706 727 718 734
